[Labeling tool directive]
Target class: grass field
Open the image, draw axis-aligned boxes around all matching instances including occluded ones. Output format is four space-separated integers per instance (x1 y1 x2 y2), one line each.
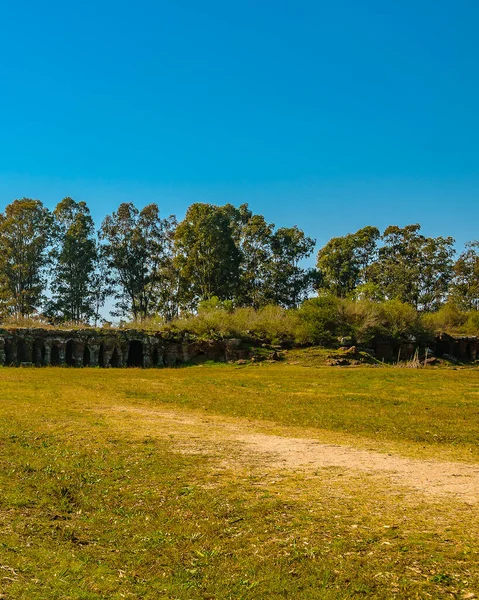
1 363 479 599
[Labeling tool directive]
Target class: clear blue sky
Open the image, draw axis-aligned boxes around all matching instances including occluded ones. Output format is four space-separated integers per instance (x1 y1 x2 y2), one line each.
0 0 478 252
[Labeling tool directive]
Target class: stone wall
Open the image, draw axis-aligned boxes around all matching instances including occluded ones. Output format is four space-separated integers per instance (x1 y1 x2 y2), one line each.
0 328 251 367
0 328 477 367
434 333 479 362
370 333 479 363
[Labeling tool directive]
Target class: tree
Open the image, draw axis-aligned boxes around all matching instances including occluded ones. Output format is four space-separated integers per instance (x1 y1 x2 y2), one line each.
99 203 176 321
449 242 479 310
219 204 317 309
47 198 99 323
89 250 114 327
419 235 456 311
149 215 180 322
219 204 276 308
316 226 380 297
237 213 275 308
370 224 455 311
174 203 240 308
0 198 52 318
266 226 317 308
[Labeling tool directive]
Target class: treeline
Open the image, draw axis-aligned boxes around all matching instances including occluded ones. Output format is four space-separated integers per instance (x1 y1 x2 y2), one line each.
0 198 316 324
317 225 478 311
0 198 477 326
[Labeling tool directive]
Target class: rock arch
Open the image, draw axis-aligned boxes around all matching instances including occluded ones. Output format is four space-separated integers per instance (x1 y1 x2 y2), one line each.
4 339 16 365
65 340 75 366
110 347 121 368
83 345 91 367
33 338 46 366
17 338 29 364
127 340 143 367
51 345 61 366
98 344 105 368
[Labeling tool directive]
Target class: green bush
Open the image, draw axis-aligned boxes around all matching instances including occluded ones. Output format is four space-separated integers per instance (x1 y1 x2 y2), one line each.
198 296 234 314
167 303 300 344
464 311 479 335
131 297 474 349
379 299 428 341
343 298 429 345
342 299 386 345
422 303 468 334
295 295 350 345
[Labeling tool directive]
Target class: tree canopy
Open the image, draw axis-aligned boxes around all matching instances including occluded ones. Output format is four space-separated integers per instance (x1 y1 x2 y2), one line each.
47 198 99 323
0 197 476 324
0 199 52 318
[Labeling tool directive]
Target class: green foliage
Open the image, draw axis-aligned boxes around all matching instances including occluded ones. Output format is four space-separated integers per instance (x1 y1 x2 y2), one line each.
198 296 234 314
350 281 385 302
317 224 457 312
421 302 479 336
296 295 349 345
174 203 240 308
465 310 479 335
422 303 468 334
296 297 428 346
449 241 479 310
317 226 379 297
0 198 52 318
233 209 275 308
47 198 101 324
341 299 386 344
123 295 475 349
224 205 318 309
170 303 300 344
267 226 317 307
99 203 176 321
370 225 455 311
378 299 427 340
0 194 478 331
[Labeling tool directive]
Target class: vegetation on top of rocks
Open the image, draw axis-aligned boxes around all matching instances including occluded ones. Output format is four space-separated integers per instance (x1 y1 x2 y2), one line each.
3 296 479 351
126 296 479 347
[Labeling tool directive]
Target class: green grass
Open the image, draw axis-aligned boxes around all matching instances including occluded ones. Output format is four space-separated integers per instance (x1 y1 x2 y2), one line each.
28 360 476 462
0 365 479 598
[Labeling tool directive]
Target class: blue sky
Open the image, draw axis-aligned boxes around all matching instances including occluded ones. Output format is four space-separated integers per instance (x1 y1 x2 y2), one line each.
0 0 478 251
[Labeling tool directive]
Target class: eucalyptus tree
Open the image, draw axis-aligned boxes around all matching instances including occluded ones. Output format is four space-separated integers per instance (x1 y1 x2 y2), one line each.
217 203 317 309
174 203 240 309
99 202 176 321
237 213 276 307
47 197 99 323
0 198 52 318
267 226 317 308
449 241 479 310
219 203 276 307
316 226 380 297
370 224 455 311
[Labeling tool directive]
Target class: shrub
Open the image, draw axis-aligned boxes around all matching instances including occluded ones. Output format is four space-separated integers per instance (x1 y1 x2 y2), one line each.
379 299 427 341
165 303 300 344
121 297 472 348
296 295 350 345
243 305 300 344
464 311 479 335
422 302 468 334
198 297 234 314
342 298 430 345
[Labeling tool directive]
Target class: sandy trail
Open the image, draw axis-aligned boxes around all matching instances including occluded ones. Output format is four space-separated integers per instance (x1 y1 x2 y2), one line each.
105 404 479 504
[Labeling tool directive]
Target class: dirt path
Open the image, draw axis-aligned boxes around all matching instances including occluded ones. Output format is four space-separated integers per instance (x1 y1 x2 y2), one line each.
105 404 479 504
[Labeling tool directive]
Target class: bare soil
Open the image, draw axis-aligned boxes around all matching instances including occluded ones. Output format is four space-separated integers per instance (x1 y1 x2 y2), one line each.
105 404 479 504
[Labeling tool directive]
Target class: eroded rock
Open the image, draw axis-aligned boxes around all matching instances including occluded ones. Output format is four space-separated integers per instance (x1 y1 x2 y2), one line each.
0 328 254 368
